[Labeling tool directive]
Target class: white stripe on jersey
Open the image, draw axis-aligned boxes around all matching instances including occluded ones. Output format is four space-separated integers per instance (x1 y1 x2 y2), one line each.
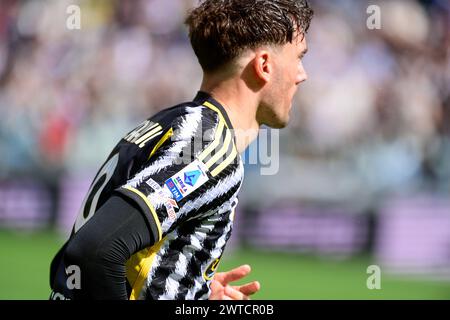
161 277 179 300
185 217 233 300
158 224 212 300
197 206 235 300
138 230 178 300
126 107 204 189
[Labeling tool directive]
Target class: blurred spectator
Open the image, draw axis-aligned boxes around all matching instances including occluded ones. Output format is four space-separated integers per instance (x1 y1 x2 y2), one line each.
0 0 448 230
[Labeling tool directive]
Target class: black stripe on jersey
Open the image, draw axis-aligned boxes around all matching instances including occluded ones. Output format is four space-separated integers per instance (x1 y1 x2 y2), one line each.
194 286 208 300
146 220 201 298
155 106 217 169
207 134 236 174
148 102 198 129
199 106 217 147
147 250 182 299
193 91 234 131
184 176 241 222
193 227 233 300
191 106 218 159
200 125 228 165
175 217 230 299
143 103 213 165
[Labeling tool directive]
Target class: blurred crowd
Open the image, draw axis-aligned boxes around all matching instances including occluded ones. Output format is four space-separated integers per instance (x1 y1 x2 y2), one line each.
285 0 450 203
0 0 449 207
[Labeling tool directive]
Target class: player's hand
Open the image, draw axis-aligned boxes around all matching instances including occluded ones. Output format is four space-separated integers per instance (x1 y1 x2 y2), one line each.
209 264 260 300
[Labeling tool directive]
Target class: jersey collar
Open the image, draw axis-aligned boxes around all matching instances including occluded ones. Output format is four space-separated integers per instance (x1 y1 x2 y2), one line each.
193 91 234 130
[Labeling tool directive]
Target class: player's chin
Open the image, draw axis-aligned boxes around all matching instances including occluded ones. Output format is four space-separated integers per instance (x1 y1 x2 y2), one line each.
262 106 291 128
277 118 289 129
266 115 289 129
277 109 292 128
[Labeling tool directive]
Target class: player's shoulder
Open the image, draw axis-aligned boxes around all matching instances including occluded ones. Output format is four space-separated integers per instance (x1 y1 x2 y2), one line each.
119 92 240 174
150 92 240 177
150 92 233 139
148 100 215 134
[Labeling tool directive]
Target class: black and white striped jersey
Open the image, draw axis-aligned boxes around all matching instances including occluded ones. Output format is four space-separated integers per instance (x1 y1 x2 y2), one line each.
51 92 244 300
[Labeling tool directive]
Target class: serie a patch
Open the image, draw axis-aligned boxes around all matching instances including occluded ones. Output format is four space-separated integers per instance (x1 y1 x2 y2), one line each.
165 159 209 202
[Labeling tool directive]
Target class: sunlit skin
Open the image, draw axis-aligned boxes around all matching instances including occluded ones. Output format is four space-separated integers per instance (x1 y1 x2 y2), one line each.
210 265 260 300
201 32 308 152
257 34 308 128
203 32 308 299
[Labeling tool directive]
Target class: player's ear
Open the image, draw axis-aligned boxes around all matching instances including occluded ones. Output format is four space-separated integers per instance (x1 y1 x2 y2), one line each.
252 50 272 84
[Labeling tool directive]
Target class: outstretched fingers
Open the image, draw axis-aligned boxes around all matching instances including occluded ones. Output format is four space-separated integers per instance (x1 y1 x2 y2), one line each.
215 264 252 285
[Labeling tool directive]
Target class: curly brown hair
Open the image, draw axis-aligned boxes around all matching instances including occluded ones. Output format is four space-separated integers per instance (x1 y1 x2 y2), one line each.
185 0 313 72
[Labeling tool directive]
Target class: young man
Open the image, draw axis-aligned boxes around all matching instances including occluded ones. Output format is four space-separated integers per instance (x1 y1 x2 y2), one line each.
50 0 313 300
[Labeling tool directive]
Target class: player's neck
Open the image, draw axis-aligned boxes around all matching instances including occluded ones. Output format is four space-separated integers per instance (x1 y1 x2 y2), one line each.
200 80 260 153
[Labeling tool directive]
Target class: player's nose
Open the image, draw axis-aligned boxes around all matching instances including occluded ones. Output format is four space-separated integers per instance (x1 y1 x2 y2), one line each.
296 71 308 86
296 62 308 85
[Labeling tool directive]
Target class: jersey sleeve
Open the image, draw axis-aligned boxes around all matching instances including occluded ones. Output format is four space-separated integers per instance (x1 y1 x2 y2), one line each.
115 107 240 243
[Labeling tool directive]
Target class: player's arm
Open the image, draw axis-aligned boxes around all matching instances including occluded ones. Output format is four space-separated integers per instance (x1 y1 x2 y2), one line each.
63 194 158 300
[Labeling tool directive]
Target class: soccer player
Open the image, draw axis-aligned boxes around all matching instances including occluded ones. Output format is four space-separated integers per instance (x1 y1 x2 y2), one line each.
50 0 313 300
